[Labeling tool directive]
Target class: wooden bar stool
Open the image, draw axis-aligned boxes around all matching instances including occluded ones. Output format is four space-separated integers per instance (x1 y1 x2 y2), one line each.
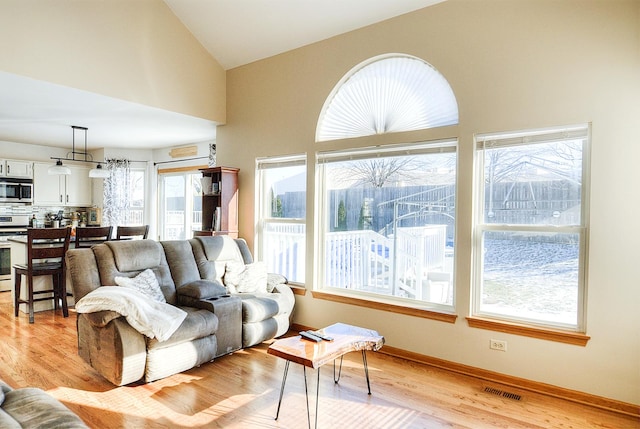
116 225 149 240
13 227 71 324
74 226 113 248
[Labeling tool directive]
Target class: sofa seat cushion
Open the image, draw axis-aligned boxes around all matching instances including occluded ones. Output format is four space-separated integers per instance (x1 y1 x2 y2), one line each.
146 307 218 351
2 387 87 428
238 295 281 323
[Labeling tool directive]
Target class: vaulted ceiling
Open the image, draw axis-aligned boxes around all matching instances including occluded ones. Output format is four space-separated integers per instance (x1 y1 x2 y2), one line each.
0 1 444 150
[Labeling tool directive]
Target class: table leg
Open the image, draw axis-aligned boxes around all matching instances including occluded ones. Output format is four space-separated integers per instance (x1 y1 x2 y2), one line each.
274 360 290 420
303 367 310 428
301 366 322 429
314 367 320 429
333 355 344 384
276 363 321 429
333 352 372 395
362 350 371 395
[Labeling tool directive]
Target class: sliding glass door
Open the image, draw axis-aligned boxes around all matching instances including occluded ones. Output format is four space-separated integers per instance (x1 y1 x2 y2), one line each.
158 170 202 240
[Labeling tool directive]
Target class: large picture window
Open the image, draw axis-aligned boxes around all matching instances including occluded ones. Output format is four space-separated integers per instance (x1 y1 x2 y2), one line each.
256 155 306 284
473 125 590 331
317 141 456 308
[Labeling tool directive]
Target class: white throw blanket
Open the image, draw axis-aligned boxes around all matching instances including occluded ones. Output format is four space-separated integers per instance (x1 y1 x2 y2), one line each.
75 286 187 342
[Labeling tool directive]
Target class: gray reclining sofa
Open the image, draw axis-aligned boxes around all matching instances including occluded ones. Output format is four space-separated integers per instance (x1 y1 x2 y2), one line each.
66 235 295 386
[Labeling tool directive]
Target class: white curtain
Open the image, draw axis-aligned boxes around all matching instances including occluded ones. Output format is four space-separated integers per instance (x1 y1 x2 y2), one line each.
103 158 131 227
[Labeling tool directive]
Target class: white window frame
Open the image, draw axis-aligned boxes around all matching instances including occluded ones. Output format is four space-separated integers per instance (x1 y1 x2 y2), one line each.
316 140 457 312
256 154 307 285
472 124 591 332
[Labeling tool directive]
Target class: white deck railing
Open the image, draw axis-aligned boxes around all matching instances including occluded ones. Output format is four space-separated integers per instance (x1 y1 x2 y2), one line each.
261 222 449 302
163 210 203 240
262 222 306 283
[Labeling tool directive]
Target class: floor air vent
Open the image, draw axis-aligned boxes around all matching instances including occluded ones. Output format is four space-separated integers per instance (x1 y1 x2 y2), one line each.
484 387 522 401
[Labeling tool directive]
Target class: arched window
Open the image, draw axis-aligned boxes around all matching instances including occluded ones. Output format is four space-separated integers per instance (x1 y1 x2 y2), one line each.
316 54 458 142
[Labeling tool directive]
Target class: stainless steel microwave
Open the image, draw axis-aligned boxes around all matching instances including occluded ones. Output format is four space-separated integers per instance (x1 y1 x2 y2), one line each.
0 178 33 203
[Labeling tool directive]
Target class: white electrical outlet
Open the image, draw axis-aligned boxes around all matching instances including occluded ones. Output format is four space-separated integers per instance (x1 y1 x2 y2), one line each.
490 339 507 351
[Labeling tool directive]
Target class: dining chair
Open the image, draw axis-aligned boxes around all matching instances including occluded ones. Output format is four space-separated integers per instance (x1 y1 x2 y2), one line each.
74 226 113 248
116 225 149 240
13 227 71 323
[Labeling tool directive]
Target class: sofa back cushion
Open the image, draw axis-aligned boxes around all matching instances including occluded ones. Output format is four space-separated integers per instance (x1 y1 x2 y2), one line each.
92 241 177 304
107 240 163 272
161 240 201 288
234 238 254 264
189 236 245 283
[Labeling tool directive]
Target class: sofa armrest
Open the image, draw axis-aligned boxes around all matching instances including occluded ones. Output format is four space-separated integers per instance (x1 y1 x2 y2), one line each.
77 315 146 386
66 248 102 301
82 310 122 328
266 272 287 293
177 279 228 300
2 386 89 428
272 282 295 312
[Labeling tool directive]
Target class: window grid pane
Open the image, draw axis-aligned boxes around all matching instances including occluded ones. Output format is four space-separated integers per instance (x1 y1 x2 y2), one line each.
483 140 583 226
257 157 306 284
319 141 456 307
480 230 580 327
474 124 589 331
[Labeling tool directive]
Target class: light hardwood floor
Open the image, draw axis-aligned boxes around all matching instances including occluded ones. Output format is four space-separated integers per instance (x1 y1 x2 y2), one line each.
0 292 637 429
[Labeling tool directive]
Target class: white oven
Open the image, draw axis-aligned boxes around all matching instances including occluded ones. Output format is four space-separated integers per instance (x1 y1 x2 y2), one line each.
0 215 28 291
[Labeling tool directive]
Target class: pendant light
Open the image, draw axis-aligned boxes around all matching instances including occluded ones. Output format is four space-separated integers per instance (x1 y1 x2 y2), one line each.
48 126 108 179
89 163 110 178
48 159 72 175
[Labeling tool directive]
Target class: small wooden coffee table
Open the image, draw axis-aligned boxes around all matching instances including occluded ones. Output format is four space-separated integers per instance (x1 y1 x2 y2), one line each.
267 323 384 429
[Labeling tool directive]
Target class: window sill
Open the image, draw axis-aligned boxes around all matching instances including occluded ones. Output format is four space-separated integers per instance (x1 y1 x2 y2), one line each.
312 290 457 323
466 317 590 346
287 283 307 296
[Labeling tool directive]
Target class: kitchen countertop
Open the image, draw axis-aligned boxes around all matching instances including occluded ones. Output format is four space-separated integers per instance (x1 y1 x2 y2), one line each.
8 236 75 244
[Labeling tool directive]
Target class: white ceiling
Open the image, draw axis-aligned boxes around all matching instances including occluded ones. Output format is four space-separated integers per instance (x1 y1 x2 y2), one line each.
0 71 218 151
0 0 443 151
163 0 444 70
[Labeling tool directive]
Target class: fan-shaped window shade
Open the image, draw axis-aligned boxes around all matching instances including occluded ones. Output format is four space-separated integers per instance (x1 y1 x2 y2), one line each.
316 55 458 142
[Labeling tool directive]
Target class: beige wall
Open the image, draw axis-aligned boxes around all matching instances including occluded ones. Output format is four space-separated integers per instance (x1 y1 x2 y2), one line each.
0 0 225 123
219 0 640 404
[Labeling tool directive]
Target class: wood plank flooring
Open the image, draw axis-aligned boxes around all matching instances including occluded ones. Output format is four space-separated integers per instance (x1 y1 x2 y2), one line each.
0 291 638 428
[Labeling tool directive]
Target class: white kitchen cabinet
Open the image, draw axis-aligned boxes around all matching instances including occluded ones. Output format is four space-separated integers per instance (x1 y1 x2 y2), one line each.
0 159 33 178
65 165 92 206
33 163 92 207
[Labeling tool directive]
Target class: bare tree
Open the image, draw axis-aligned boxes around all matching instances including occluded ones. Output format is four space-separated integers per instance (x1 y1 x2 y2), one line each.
342 157 422 188
484 140 583 216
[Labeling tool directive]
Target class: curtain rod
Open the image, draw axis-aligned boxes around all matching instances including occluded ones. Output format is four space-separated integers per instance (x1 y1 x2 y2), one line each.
105 159 148 164
153 156 208 166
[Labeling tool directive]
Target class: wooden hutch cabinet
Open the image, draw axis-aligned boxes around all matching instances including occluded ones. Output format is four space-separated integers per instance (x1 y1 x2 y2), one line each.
194 166 239 238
